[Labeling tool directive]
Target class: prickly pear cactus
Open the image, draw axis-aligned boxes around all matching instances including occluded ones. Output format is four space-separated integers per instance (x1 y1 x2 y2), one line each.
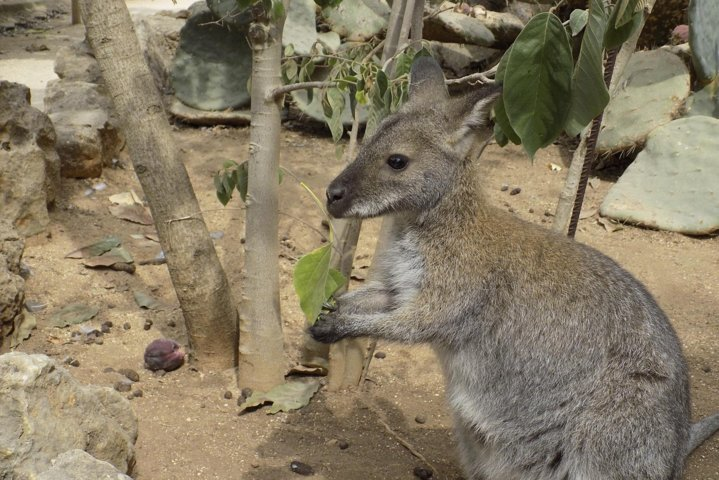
597 50 690 155
686 84 719 118
599 116 719 234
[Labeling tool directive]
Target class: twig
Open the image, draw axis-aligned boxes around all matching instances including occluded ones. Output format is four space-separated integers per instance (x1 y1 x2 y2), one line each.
446 65 498 86
359 339 378 388
269 80 339 100
364 400 440 478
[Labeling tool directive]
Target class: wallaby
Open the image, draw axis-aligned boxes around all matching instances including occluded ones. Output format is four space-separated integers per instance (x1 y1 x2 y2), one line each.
309 56 719 480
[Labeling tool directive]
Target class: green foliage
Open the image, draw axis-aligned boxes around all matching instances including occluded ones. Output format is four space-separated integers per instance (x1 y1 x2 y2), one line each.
565 0 610 136
604 0 643 48
293 244 346 324
214 160 248 205
569 9 589 36
501 12 573 158
689 0 719 82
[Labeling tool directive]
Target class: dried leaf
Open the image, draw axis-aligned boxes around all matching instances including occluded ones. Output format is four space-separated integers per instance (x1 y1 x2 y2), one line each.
580 207 598 219
49 303 99 328
109 204 154 225
145 233 160 242
288 364 328 376
598 216 624 232
239 379 320 414
10 312 36 348
109 190 143 205
133 290 161 310
65 236 121 258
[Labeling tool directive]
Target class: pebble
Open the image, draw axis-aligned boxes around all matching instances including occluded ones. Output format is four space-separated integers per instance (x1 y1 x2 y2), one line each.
413 466 433 479
114 380 132 393
123 322 131 330
143 319 153 331
167 319 176 328
500 184 509 192
338 440 349 450
374 351 386 359
510 187 522 196
224 390 233 400
702 366 712 373
101 321 113 333
241 387 254 399
414 415 427 424
528 208 535 214
118 368 140 382
132 389 144 398
94 337 104 345
289 460 314 476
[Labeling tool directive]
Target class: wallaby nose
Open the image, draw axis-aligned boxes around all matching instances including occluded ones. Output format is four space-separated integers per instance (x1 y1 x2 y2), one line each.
326 183 346 205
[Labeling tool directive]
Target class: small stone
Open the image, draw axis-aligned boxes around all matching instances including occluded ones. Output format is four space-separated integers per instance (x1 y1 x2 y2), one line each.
289 460 314 476
114 380 132 392
702 366 712 373
338 440 349 450
224 390 233 400
374 351 386 359
69 358 80 367
167 319 176 328
528 208 535 214
118 368 140 382
414 415 427 424
509 187 522 195
103 367 115 373
132 389 144 398
500 184 509 192
251 462 260 469
143 319 153 331
241 387 253 399
94 336 104 345
413 466 433 479
508 207 515 213
101 320 113 333
123 322 131 330
544 210 553 217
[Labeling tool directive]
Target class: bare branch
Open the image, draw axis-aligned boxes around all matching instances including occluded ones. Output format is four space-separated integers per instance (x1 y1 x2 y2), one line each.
446 65 498 86
268 80 339 100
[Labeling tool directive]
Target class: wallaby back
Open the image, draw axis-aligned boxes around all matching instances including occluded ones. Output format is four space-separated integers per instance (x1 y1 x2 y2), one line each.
312 56 715 480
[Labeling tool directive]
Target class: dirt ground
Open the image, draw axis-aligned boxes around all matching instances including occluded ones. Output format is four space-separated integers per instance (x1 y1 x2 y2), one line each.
2 5 719 480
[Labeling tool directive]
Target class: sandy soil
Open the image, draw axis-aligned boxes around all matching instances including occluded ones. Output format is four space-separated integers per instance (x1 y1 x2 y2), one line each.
2 4 718 480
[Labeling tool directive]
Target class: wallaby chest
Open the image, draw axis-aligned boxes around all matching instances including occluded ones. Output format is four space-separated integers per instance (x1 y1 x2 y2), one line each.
378 224 424 308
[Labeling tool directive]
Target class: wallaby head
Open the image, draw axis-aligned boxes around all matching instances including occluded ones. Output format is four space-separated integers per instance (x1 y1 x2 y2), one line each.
326 56 500 219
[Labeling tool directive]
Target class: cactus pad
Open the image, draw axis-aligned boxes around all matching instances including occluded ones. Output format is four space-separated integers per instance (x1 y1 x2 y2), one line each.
597 50 690 155
599 116 719 234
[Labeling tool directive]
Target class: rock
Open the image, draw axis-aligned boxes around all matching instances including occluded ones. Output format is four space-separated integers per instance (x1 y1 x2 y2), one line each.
37 449 133 480
171 2 252 111
321 0 390 42
0 221 25 352
0 352 137 477
425 1 522 48
54 41 102 83
429 41 501 78
134 12 186 94
686 83 719 119
289 460 314 476
600 116 719 235
284 0 319 56
0 81 59 235
206 0 252 29
44 80 124 178
169 98 251 126
506 0 550 24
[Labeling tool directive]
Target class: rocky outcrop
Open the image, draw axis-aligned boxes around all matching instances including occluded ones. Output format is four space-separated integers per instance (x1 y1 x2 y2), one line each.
37 449 133 480
0 220 25 353
0 81 59 236
0 352 138 478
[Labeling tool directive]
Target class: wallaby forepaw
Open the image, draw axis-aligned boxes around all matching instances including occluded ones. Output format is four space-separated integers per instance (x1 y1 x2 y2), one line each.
309 313 344 344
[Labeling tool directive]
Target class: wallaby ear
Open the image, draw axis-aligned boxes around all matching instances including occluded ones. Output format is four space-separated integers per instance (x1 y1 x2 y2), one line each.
450 86 503 157
409 56 449 100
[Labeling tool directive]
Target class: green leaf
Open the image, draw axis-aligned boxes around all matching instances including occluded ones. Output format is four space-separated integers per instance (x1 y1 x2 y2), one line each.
270 0 285 20
503 12 573 158
493 94 521 145
293 244 333 324
234 161 249 203
394 51 414 78
284 44 295 57
565 0 609 137
613 0 640 28
65 236 121 259
689 0 719 81
214 173 230 205
283 59 298 83
376 69 388 98
494 122 509 147
604 3 642 49
239 379 321 414
324 88 345 142
325 268 346 299
49 303 99 328
569 9 589 36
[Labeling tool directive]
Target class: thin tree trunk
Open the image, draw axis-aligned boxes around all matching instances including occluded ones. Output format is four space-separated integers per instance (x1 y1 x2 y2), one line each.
239 9 288 391
80 0 238 370
71 0 81 24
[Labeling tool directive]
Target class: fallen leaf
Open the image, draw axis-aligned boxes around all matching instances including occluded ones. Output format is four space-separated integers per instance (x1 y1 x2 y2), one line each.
133 290 161 310
109 190 143 205
597 216 624 232
145 233 160 242
239 379 320 414
10 312 37 348
65 236 121 258
579 207 598 220
109 204 154 225
49 304 99 328
288 364 328 376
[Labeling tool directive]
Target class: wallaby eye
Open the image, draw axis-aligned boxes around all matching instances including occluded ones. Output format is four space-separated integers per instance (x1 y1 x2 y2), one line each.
387 154 409 171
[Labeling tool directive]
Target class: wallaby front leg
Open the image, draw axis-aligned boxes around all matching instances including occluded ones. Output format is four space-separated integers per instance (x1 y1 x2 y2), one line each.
335 280 394 315
309 300 444 345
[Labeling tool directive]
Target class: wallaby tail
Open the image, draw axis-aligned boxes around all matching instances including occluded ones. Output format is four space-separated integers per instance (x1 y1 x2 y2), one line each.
687 413 719 456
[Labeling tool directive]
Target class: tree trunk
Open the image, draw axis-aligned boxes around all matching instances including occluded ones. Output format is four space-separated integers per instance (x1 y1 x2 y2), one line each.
238 8 288 391
80 0 238 370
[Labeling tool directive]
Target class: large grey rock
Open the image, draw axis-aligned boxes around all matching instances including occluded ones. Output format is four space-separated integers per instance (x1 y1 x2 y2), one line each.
429 41 502 78
44 80 124 178
54 41 102 83
171 2 252 111
37 449 133 480
0 352 138 479
0 220 25 353
321 0 390 42
0 81 59 236
205 0 251 29
284 0 319 56
600 117 719 235
134 12 186 94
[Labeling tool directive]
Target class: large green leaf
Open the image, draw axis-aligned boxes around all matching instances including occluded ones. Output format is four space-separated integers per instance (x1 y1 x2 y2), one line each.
569 9 589 36
565 0 609 136
294 244 340 324
239 379 321 414
503 12 573 158
604 2 643 49
689 0 719 81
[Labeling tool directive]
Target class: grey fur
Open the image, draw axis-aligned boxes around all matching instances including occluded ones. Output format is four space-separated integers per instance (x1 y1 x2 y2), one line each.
310 57 717 479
